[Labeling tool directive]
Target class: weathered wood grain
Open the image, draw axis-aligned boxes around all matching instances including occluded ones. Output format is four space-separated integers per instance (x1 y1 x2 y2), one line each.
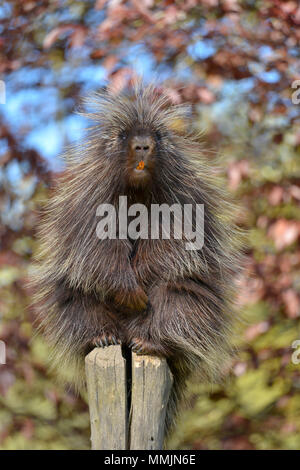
129 353 173 450
85 346 127 450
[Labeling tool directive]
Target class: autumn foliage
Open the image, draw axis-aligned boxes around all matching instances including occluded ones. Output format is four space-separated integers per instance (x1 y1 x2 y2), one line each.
0 0 299 449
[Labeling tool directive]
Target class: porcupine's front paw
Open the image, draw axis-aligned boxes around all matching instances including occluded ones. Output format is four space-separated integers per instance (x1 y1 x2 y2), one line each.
114 286 148 312
91 333 121 348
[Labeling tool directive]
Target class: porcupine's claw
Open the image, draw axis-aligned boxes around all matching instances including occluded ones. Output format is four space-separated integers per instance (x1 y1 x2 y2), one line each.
91 334 121 348
111 335 117 345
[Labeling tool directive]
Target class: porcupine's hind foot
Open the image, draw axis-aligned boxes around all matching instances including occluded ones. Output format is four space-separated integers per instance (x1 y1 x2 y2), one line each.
129 337 170 356
91 333 121 348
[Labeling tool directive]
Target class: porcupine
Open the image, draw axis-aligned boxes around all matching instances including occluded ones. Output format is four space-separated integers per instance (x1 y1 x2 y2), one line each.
32 84 243 435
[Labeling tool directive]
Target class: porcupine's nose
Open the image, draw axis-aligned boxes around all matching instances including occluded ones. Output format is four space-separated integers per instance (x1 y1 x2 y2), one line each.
131 135 155 169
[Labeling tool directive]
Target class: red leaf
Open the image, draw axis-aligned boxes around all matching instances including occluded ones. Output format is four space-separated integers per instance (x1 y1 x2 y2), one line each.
227 160 250 190
268 219 300 250
282 289 300 318
268 186 284 206
245 321 270 341
43 25 86 49
197 87 215 104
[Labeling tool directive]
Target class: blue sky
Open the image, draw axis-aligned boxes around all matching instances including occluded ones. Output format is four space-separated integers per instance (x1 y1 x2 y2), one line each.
0 38 283 171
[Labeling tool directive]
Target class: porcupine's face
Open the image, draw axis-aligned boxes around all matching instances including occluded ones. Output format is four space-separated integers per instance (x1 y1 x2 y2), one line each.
84 87 188 189
119 128 158 189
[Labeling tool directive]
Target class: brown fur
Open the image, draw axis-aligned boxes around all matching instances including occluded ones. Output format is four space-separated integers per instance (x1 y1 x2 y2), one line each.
32 84 243 434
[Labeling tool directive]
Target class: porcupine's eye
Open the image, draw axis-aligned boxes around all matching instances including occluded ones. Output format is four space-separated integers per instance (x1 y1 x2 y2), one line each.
119 131 127 142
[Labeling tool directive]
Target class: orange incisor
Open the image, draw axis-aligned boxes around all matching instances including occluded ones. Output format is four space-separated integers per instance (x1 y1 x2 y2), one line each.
136 160 145 170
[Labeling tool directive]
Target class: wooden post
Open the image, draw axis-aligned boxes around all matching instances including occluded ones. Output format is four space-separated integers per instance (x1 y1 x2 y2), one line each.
85 346 173 450
129 353 173 450
85 346 127 450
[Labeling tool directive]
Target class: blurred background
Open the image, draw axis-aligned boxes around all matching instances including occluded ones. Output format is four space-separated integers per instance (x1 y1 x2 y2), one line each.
0 0 300 450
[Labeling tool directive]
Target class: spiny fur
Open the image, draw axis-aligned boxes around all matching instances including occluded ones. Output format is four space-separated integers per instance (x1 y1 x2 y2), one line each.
32 84 243 434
